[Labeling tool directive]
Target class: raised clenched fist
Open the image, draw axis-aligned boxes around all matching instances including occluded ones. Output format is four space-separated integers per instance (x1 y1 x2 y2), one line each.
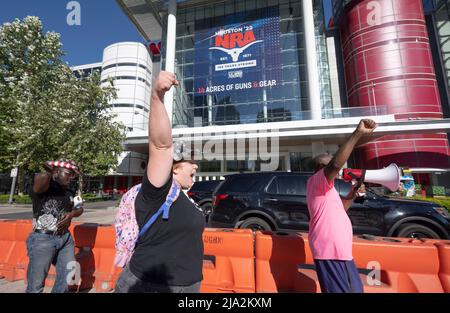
356 119 377 135
153 71 179 99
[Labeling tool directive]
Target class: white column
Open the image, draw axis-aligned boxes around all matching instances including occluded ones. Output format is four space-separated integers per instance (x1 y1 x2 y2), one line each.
207 94 213 125
284 154 291 172
431 173 439 186
311 141 325 157
263 89 268 121
164 0 177 123
303 0 322 120
326 36 341 110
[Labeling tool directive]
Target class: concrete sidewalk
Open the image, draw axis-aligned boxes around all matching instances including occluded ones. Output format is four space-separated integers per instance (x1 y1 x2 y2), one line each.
0 279 98 293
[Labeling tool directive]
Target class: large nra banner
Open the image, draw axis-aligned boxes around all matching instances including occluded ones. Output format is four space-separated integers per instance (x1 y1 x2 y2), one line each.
194 6 282 96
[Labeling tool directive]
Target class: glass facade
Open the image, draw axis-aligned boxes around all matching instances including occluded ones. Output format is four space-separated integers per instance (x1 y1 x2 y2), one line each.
289 151 313 171
314 0 333 116
161 0 332 127
73 66 102 79
435 0 450 89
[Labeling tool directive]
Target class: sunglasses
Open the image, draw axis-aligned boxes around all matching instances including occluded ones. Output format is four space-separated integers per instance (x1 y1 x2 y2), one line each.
59 168 75 178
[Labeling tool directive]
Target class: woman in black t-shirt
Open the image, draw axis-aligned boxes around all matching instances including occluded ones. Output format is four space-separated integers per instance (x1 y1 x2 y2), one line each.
114 71 205 293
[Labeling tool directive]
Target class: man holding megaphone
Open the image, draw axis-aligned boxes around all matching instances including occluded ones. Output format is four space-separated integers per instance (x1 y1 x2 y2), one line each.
306 119 377 293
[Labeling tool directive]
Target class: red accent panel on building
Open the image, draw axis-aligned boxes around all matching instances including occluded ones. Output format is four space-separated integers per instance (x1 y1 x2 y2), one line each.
148 41 161 56
338 0 450 169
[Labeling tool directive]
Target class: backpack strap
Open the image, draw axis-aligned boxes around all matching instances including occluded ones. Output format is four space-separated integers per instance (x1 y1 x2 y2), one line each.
161 180 181 220
138 180 180 238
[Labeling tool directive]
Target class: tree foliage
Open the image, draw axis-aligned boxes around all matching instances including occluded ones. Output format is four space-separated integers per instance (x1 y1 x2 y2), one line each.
0 16 126 180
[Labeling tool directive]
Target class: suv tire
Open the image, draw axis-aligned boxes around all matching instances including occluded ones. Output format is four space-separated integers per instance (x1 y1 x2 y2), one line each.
396 223 440 239
239 217 272 231
201 202 213 223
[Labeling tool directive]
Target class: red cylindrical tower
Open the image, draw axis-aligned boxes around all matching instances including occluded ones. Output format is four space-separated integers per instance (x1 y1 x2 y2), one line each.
338 0 450 169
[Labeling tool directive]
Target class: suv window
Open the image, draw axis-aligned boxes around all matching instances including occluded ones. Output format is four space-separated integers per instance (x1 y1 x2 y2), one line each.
190 180 222 192
267 176 307 196
217 176 266 193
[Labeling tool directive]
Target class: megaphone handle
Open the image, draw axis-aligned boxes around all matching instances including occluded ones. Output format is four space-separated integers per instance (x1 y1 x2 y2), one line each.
351 170 366 189
342 178 365 200
356 172 365 187
340 194 353 200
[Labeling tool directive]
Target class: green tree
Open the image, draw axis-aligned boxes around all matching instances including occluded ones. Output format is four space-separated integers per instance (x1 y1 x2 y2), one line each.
0 16 126 192
57 71 126 190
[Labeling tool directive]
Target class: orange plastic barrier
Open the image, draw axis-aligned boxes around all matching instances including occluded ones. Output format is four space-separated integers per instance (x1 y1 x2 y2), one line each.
3 219 448 294
90 224 121 292
43 250 94 291
67 222 98 291
0 220 17 279
1 220 32 281
255 231 319 293
43 223 120 292
42 246 97 292
70 226 256 293
70 226 255 293
255 231 445 293
435 242 450 292
201 228 255 293
69 223 120 292
352 235 444 293
24 222 97 291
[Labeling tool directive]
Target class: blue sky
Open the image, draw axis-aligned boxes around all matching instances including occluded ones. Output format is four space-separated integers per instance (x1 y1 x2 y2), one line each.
0 0 143 66
323 0 332 25
0 0 333 66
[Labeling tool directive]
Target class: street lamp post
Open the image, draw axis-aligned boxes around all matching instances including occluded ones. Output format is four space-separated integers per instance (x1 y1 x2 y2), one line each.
8 155 20 204
8 169 18 204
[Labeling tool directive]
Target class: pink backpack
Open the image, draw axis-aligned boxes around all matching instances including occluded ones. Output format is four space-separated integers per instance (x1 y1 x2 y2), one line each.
114 181 180 267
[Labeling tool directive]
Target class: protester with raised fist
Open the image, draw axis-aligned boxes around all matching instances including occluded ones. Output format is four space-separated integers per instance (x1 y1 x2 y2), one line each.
306 119 377 293
114 71 205 293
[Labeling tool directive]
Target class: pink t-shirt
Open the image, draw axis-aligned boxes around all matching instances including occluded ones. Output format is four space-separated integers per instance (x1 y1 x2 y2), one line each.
306 169 353 260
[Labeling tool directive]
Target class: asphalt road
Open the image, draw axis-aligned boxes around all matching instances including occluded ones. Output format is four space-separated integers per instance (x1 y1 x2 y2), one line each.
0 200 119 224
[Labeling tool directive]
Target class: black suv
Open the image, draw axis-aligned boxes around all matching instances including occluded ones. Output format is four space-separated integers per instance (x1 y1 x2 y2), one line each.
209 172 450 239
188 180 223 222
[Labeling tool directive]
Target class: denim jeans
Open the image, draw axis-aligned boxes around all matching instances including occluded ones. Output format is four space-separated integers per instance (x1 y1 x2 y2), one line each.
26 231 75 293
114 265 201 293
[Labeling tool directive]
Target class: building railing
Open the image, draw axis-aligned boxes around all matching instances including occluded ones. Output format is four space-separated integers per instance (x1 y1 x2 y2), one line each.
170 105 389 127
126 103 445 130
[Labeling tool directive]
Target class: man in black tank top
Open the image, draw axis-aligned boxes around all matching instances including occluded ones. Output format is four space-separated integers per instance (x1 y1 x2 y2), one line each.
26 159 84 293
